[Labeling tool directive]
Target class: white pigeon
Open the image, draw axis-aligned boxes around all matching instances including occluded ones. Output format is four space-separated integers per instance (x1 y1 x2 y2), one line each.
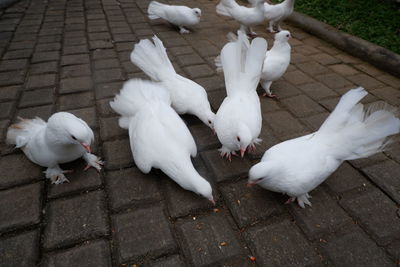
6 112 103 184
216 0 265 36
110 79 215 203
248 87 400 208
262 0 295 32
147 1 201 34
130 35 215 130
214 31 267 161
260 30 291 97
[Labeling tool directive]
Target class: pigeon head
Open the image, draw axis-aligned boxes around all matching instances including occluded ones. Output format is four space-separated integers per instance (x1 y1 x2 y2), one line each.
248 161 273 185
236 124 252 157
198 109 216 130
193 8 201 18
193 177 214 204
47 112 94 153
275 30 291 42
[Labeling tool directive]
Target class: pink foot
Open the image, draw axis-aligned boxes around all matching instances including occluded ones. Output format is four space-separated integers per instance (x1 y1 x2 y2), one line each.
285 197 296 204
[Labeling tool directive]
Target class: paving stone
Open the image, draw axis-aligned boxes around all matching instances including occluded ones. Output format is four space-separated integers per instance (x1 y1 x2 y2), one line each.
184 64 214 79
94 58 120 70
301 112 329 132
0 70 26 86
47 160 103 199
294 45 320 55
370 86 400 107
99 116 127 141
161 37 188 47
264 110 308 140
201 150 252 182
0 85 20 102
0 230 39 267
350 152 389 169
29 61 58 74
289 188 352 240
61 64 91 78
325 162 370 193
296 61 330 75
315 73 353 89
220 179 284 228
283 70 313 85
321 226 393 266
112 205 177 263
259 97 281 114
66 107 97 129
150 255 186 267
26 74 56 90
297 82 338 100
269 80 302 98
177 212 245 267
95 81 123 99
0 182 42 232
362 160 400 204
353 63 383 77
17 104 54 121
97 97 115 117
61 54 90 66
195 75 225 92
245 219 321 266
169 46 195 56
281 94 325 117
189 123 219 151
92 49 117 60
376 74 400 89
19 88 54 107
329 64 360 76
175 53 205 67
94 68 124 83
0 59 28 71
311 53 341 65
0 101 14 119
0 153 43 189
35 42 62 52
58 92 94 111
60 76 93 94
106 167 162 211
103 138 133 170
291 52 312 64
386 240 400 263
340 188 400 245
347 73 385 90
43 239 112 267
63 45 88 55
43 190 109 249
31 51 59 63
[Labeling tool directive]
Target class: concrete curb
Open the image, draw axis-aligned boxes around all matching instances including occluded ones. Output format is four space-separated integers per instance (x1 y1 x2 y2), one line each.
287 11 400 78
0 0 20 9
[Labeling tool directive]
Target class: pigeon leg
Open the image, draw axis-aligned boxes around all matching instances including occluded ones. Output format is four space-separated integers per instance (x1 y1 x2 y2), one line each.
45 166 70 184
239 24 248 35
267 21 277 33
276 23 283 32
179 26 190 34
284 197 296 204
83 153 104 172
296 194 312 208
261 81 277 98
248 27 257 37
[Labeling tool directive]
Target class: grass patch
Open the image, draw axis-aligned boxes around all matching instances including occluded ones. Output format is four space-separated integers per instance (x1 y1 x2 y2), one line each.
274 0 400 54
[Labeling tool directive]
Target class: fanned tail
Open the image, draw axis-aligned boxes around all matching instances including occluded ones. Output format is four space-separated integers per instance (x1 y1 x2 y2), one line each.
317 87 400 160
219 31 267 95
216 0 236 17
130 35 176 82
6 117 46 148
110 79 171 129
147 1 166 20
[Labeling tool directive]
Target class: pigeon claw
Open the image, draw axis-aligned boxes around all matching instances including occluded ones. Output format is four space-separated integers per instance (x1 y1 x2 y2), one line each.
262 93 278 99
285 197 296 204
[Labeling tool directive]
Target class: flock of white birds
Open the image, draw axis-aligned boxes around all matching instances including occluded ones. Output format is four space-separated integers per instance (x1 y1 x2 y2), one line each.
6 0 400 208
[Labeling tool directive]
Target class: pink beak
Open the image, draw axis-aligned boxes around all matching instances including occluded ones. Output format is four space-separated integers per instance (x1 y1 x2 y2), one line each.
81 143 91 153
240 148 246 158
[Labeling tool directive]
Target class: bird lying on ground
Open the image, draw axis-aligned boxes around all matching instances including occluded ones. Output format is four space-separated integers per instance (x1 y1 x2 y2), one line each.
214 31 267 161
216 0 265 36
248 87 400 208
147 1 201 34
6 112 103 184
260 30 292 97
130 35 215 130
110 79 215 203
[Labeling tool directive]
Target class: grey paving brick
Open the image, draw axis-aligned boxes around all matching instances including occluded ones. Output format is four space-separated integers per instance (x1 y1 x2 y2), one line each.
264 110 308 140
281 94 325 117
150 255 186 267
362 160 400 204
347 73 385 90
92 49 117 60
3 49 33 60
60 76 93 94
0 101 14 119
325 162 370 193
29 61 58 75
201 150 252 182
177 212 245 267
245 219 321 266
106 167 162 211
43 239 112 267
297 82 338 100
370 86 400 107
189 124 219 151
61 54 90 66
0 85 20 102
94 68 124 83
95 81 123 99
184 64 214 79
0 59 28 71
97 98 115 117
376 74 400 88
43 190 109 249
220 180 284 228
67 107 98 129
311 53 341 65
94 58 120 70
99 116 127 140
19 88 55 108
296 61 330 75
321 226 394 266
175 53 205 67
0 230 39 267
195 75 225 92
26 74 56 90
329 64 359 76
386 240 400 263
340 188 400 245
0 182 43 232
61 64 91 78
315 73 353 89
58 92 94 111
112 205 177 263
103 138 134 170
17 104 54 121
31 51 59 63
63 45 88 55
0 70 25 86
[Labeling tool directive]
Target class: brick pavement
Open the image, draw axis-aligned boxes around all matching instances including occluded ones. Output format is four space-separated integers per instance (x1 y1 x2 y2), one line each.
0 0 400 266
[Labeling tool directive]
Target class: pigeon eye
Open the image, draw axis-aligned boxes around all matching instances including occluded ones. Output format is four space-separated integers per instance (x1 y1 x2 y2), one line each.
286 34 289 37
236 136 241 142
208 120 212 124
71 135 77 140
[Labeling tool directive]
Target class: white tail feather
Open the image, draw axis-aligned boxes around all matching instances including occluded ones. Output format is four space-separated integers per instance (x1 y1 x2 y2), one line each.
110 79 171 129
220 31 267 95
6 117 46 148
147 1 165 20
216 0 235 17
130 35 176 82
